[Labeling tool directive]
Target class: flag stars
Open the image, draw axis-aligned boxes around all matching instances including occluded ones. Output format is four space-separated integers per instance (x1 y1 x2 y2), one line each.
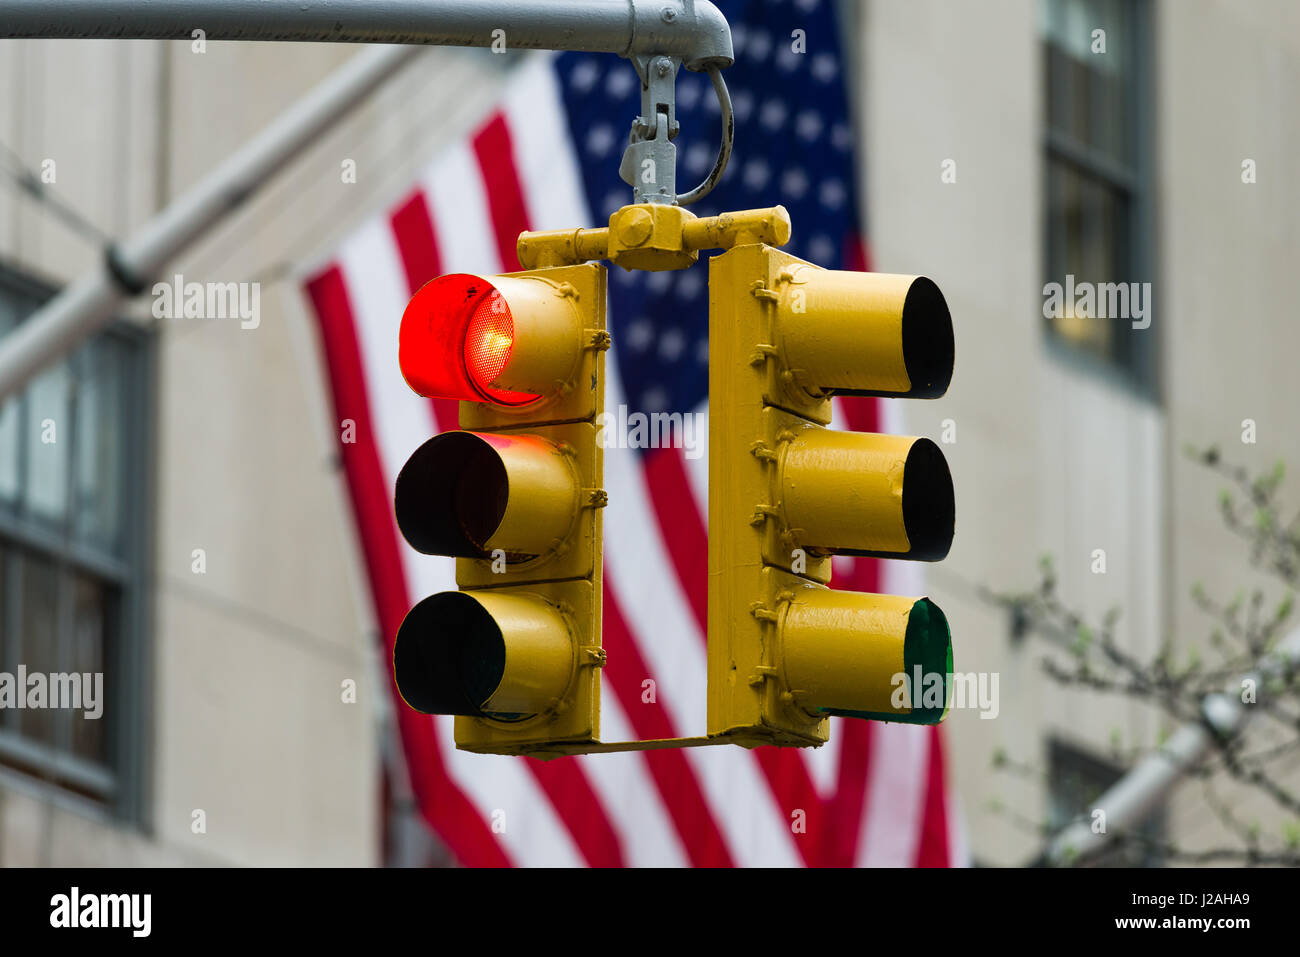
676 77 704 111
605 66 637 100
640 386 670 413
731 24 748 57
568 57 602 94
602 188 626 217
731 89 756 124
586 124 618 158
658 328 686 361
646 270 674 295
820 178 847 210
795 110 824 142
743 159 772 191
746 30 773 62
685 140 714 175
554 3 856 431
812 52 840 83
676 269 704 301
625 319 655 353
759 99 789 132
769 46 800 73
782 168 811 199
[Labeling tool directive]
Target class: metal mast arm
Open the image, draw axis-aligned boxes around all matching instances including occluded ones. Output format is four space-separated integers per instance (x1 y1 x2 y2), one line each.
0 0 734 71
0 1 735 205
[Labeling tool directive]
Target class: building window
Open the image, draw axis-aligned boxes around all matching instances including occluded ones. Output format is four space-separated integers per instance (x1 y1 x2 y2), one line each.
1047 739 1164 866
1041 0 1154 392
0 264 151 820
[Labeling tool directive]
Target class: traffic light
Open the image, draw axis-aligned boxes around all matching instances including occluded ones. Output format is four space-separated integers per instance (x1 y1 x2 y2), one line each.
392 265 609 755
707 243 956 747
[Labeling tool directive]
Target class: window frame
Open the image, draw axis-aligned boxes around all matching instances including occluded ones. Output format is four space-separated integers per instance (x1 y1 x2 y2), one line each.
0 260 154 827
1041 0 1157 400
1047 736 1166 866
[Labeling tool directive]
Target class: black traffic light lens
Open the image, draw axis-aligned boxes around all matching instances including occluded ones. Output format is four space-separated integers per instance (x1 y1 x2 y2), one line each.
900 437 955 561
393 592 507 717
395 432 508 557
899 277 954 399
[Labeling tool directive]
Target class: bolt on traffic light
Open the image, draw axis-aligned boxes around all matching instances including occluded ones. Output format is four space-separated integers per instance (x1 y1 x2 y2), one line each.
707 244 957 747
392 265 609 755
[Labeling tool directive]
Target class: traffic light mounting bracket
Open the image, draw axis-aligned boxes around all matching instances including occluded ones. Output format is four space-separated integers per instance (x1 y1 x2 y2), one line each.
397 203 955 757
456 204 809 758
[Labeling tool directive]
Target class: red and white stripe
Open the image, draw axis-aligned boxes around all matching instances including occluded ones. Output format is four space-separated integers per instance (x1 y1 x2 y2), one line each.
302 54 964 867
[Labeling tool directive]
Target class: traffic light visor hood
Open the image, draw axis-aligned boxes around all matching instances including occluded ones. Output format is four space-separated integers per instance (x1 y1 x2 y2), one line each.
822 597 954 725
782 592 953 726
897 277 955 399
399 273 584 407
394 430 581 560
778 272 954 399
394 591 574 718
898 437 955 561
395 432 508 557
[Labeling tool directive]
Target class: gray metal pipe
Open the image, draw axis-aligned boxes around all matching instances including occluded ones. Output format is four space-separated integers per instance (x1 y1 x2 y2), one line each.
0 43 420 405
1045 628 1300 865
0 0 734 70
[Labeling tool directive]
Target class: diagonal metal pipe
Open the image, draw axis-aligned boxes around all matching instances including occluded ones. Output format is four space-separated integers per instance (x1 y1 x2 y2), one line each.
0 43 419 404
1044 628 1300 865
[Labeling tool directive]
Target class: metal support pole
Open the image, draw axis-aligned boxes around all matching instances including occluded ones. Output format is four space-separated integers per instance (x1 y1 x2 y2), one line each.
0 0 734 71
1044 629 1300 865
0 43 419 404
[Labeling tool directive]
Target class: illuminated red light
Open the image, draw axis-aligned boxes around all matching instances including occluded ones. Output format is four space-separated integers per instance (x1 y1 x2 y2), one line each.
464 293 515 392
398 274 540 406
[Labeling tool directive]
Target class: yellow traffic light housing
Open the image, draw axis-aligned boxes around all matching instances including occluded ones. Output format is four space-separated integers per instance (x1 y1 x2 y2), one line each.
707 243 956 747
392 263 608 755
389 203 959 757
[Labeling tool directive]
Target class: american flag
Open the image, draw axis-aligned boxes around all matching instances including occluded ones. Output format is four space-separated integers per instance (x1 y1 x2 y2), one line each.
303 0 966 866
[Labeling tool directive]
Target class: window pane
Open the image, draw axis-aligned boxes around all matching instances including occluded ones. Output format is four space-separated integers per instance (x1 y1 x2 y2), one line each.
0 268 146 813
1049 740 1161 866
1091 53 1130 165
0 545 10 731
0 301 18 506
1065 43 1094 145
17 553 58 746
1046 159 1134 361
23 362 71 526
74 337 128 555
69 572 111 765
1043 0 1134 165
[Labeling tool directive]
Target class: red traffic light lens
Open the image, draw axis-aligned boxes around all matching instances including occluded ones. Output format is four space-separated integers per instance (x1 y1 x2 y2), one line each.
398 274 540 406
464 292 515 395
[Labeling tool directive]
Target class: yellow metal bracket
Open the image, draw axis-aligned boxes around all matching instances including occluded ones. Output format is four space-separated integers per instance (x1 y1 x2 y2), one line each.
517 203 793 273
454 206 807 759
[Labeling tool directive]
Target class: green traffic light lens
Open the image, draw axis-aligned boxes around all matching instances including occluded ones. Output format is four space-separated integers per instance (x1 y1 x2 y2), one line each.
823 597 953 725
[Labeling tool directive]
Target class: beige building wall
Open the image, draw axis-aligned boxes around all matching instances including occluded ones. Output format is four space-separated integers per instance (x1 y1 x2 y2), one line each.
861 0 1300 865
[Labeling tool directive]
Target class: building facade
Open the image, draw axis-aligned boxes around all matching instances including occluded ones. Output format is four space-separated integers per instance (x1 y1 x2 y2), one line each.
0 0 1296 866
